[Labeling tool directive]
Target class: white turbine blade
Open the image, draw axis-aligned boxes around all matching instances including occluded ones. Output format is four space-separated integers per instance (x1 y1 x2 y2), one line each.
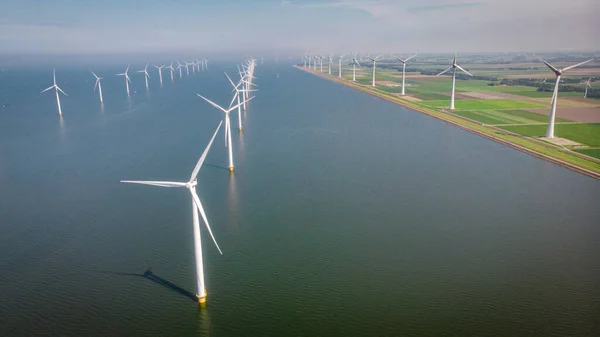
537 57 560 74
437 66 453 76
94 80 99 91
190 121 223 182
355 59 361 67
120 180 186 188
562 59 594 72
41 85 54 94
375 53 384 60
405 54 417 62
137 70 144 73
90 70 99 80
56 86 68 96
228 91 239 109
190 190 222 255
456 65 473 77
126 75 132 83
396 57 406 64
224 72 238 90
197 94 228 114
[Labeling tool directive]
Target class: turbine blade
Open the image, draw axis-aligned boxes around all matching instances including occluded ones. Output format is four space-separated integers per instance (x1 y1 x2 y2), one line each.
197 94 228 113
224 72 238 89
562 59 594 72
191 190 223 255
120 180 186 188
537 57 560 75
57 86 68 96
190 121 223 182
41 85 54 94
436 66 453 76
456 65 473 76
405 54 417 62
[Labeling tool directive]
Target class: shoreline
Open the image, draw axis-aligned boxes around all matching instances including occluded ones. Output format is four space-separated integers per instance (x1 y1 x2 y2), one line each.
295 65 600 179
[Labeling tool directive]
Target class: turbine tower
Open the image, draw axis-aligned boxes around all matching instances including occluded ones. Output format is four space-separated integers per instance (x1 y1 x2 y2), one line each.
177 61 184 79
90 70 104 103
351 53 361 82
121 122 224 306
154 64 165 85
197 94 253 173
537 57 593 138
41 69 67 117
137 63 151 89
328 55 333 75
368 53 383 87
116 65 132 96
167 62 175 81
436 56 473 110
336 54 345 78
396 54 417 95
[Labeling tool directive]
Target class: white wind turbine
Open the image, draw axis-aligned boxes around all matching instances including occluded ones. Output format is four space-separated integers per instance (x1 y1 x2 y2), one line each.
328 55 333 75
396 54 417 95
177 61 184 79
90 70 103 104
368 53 383 87
116 65 132 96
336 54 345 78
225 72 257 132
154 64 165 85
436 56 473 110
319 55 324 72
584 78 592 98
137 63 151 90
41 69 67 117
121 122 223 305
351 53 361 82
167 62 175 81
537 57 593 138
197 94 253 173
185 61 190 76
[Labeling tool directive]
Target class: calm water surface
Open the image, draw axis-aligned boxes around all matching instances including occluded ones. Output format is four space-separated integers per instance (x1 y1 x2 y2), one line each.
0 64 598 336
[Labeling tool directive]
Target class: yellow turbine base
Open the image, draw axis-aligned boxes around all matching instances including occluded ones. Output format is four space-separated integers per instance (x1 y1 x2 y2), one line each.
238 127 242 131
197 290 207 306
229 167 234 173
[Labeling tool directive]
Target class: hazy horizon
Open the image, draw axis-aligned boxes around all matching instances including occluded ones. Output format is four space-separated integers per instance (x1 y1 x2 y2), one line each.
1 0 599 57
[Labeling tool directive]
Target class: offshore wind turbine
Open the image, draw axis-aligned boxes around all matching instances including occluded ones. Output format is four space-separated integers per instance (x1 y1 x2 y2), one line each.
197 94 253 173
154 64 165 85
436 56 473 110
396 54 417 95
368 53 383 87
177 61 184 79
336 54 345 78
583 78 592 98
121 122 223 306
41 69 67 117
116 65 132 96
328 55 333 75
537 57 593 138
90 70 104 103
137 63 151 89
225 72 256 132
185 62 191 76
167 62 175 81
351 53 361 82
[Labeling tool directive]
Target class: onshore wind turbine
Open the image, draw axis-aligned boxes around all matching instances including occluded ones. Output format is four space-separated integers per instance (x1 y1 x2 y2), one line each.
336 54 345 78
583 78 592 99
90 70 103 103
154 64 165 85
117 65 132 96
351 53 361 82
396 54 417 95
328 55 333 75
368 53 383 87
121 122 223 305
197 94 253 173
436 56 473 110
41 69 67 117
537 57 593 138
137 63 151 89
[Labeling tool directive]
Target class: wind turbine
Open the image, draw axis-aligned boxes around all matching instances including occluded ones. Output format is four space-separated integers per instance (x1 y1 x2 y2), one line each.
336 54 345 78
154 64 165 85
319 55 324 72
537 57 594 138
351 53 361 82
396 54 417 95
225 72 256 132
368 53 383 87
116 65 132 96
121 122 223 306
583 78 592 98
167 62 175 81
41 69 67 117
328 55 333 75
197 94 253 173
90 70 103 103
176 61 184 79
137 63 151 90
185 62 191 76
436 56 473 110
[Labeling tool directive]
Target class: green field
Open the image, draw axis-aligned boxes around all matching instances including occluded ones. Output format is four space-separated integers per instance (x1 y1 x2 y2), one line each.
498 123 600 147
419 99 546 110
451 109 570 125
574 148 600 160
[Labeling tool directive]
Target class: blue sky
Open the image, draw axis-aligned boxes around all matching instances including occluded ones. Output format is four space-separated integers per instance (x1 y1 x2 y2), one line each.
1 0 598 54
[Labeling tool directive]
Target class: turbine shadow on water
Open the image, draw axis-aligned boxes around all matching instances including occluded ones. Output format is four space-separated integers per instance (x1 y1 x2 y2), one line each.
204 163 230 171
108 268 197 302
